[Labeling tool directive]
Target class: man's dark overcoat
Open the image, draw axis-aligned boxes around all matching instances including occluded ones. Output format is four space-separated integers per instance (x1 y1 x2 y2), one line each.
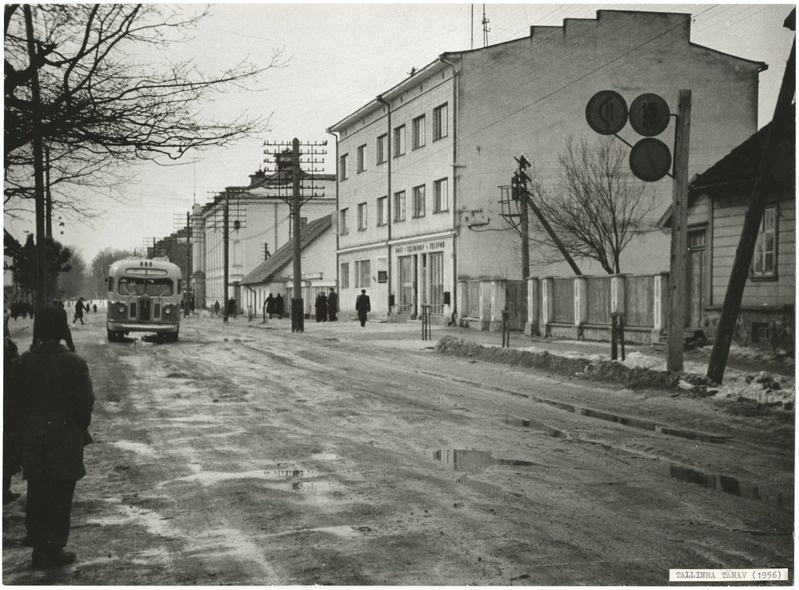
13 342 94 481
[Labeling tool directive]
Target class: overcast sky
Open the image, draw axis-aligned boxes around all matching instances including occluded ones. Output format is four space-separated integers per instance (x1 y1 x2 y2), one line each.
5 3 794 265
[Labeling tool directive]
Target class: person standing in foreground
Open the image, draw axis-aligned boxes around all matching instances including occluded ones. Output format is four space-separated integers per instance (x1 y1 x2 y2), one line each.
4 310 21 504
355 289 371 327
12 305 95 569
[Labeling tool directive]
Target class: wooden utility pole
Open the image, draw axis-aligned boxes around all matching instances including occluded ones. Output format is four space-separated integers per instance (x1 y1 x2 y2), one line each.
45 145 52 239
666 89 692 372
707 40 795 383
24 6 47 308
222 189 230 323
185 211 191 317
291 138 304 332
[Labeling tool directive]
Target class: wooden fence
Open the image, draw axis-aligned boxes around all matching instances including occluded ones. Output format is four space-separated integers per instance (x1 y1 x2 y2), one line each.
458 273 669 343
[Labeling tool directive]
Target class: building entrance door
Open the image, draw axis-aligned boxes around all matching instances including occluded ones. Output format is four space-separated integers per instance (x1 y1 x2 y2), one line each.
399 255 415 315
686 229 706 328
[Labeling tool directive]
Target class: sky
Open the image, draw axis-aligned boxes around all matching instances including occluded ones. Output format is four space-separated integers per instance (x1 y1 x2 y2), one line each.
4 2 795 264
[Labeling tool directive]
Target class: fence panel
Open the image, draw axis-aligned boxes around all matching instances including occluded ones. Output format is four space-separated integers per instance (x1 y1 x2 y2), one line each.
552 278 574 324
626 275 654 327
586 276 612 325
505 280 528 330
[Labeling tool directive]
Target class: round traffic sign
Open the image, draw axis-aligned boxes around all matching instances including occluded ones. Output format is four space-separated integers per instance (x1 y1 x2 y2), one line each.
629 138 671 182
629 93 670 137
585 90 628 135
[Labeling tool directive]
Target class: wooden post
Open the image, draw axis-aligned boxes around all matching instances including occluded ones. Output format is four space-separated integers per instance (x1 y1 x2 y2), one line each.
524 194 582 276
667 90 692 372
291 138 304 333
707 40 795 383
223 189 230 323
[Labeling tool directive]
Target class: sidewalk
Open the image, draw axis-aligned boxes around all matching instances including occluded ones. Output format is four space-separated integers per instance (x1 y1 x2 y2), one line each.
218 312 794 378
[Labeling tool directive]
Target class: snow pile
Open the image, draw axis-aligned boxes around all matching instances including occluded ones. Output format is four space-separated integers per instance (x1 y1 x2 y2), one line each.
436 336 795 410
714 370 795 408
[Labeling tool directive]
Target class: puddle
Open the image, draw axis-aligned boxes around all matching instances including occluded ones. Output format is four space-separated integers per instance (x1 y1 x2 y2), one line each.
661 463 791 510
163 466 333 495
510 396 730 444
433 449 536 473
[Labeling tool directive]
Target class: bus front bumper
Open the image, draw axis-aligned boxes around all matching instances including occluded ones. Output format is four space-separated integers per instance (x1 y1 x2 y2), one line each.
107 321 179 333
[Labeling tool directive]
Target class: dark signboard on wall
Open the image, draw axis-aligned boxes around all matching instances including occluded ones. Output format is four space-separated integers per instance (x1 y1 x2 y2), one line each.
377 271 388 283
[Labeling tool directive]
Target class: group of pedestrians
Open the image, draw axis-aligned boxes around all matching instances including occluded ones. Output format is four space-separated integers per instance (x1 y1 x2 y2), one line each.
314 288 338 322
3 305 95 569
9 301 34 320
262 293 285 319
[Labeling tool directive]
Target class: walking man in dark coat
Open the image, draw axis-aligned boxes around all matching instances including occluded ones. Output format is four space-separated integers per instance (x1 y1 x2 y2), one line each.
315 291 327 322
265 293 276 319
327 287 338 321
355 289 371 327
274 294 285 317
12 305 95 568
72 298 86 325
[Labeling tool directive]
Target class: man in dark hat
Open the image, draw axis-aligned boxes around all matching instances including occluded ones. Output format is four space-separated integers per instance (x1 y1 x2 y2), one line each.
355 289 371 327
12 305 95 568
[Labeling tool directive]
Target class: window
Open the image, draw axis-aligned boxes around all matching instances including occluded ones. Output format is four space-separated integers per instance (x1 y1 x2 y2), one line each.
394 191 406 222
433 178 449 212
339 154 348 180
358 202 367 230
412 184 426 218
340 263 349 289
393 125 406 157
377 196 388 226
433 103 448 141
357 144 366 173
412 115 426 150
377 134 387 164
339 208 349 235
355 259 371 288
752 205 777 278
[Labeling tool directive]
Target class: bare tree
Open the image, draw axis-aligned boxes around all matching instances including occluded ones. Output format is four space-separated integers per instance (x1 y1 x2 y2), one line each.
528 136 656 274
4 4 285 214
89 247 137 299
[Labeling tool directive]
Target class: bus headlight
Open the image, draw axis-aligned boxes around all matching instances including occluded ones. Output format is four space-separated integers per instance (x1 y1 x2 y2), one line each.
117 304 126 314
164 307 172 315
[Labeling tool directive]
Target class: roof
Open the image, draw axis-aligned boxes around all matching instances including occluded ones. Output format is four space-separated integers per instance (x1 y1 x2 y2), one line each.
658 115 796 228
240 215 332 286
327 9 766 133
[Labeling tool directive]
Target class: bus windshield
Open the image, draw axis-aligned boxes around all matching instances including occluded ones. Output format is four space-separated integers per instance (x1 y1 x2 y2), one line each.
118 277 174 297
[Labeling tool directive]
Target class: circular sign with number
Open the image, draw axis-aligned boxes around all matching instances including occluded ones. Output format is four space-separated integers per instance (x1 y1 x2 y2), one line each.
629 138 672 182
585 90 628 135
629 93 670 137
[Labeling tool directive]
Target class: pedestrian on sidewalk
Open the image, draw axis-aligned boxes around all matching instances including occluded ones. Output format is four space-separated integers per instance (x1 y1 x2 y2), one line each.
355 289 371 327
72 298 86 325
315 291 328 322
327 288 338 321
213 300 220 316
11 304 95 569
275 294 285 318
265 293 275 319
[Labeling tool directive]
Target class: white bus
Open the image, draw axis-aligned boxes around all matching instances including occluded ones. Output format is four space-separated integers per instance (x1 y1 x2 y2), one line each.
106 258 182 342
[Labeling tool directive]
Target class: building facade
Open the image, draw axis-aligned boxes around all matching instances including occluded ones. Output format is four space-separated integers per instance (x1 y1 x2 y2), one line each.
674 117 794 348
328 9 766 323
192 170 335 309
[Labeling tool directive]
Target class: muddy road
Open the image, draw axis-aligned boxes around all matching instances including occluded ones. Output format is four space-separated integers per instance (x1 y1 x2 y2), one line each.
3 315 793 584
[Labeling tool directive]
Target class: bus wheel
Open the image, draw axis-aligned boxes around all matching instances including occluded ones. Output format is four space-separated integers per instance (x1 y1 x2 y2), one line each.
107 329 116 342
166 331 179 343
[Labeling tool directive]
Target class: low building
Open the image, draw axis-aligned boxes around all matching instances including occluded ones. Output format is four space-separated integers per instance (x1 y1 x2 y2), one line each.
661 115 795 349
239 214 336 318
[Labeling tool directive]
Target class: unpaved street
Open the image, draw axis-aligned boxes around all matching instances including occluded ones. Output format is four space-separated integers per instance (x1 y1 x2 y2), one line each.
3 315 793 584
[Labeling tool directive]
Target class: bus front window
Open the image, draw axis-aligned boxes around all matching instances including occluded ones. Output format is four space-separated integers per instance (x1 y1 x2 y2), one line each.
118 278 174 297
